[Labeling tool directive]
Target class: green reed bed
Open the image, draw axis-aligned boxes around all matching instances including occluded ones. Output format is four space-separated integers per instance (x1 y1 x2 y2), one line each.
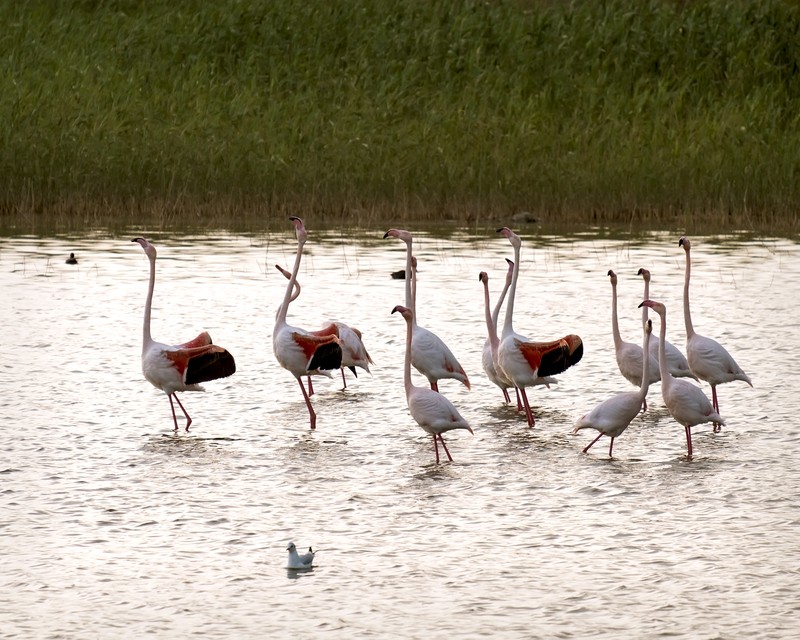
1 0 799 232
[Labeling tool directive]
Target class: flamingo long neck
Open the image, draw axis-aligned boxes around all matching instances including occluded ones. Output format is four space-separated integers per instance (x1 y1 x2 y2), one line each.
610 281 622 349
482 279 499 356
403 312 415 397
638 328 652 401
142 253 155 349
276 236 305 328
403 237 417 322
656 310 671 393
683 248 696 338
501 242 521 339
492 272 511 334
641 278 650 328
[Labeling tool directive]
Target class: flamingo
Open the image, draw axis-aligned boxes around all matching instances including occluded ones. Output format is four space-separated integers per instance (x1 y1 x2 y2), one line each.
273 217 343 430
480 262 556 407
383 229 470 392
275 264 373 391
573 319 653 456
679 237 752 432
495 227 583 427
392 305 473 463
132 237 236 431
640 300 725 458
608 269 660 410
637 267 696 380
480 261 515 403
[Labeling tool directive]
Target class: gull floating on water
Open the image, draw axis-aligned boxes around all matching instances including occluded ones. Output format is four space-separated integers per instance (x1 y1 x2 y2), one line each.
286 542 315 569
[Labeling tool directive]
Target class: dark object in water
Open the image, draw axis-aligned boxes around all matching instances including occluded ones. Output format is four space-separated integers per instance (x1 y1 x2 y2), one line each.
66 252 78 265
391 269 406 280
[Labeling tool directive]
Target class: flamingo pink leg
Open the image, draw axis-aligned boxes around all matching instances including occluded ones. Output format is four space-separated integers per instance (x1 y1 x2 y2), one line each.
438 435 454 462
297 378 317 430
641 397 648 413
711 386 722 432
502 388 511 404
608 436 615 458
685 425 693 459
306 376 315 397
430 381 439 392
582 432 604 454
432 435 440 464
341 369 348 391
518 387 536 427
515 387 523 412
169 393 193 432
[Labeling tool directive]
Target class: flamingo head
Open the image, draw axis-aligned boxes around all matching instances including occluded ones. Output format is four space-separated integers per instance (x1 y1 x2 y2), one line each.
478 271 488 284
637 267 651 282
391 304 413 321
638 299 666 316
132 237 157 260
607 269 617 285
289 216 307 243
274 264 291 279
383 229 412 243
504 258 514 284
496 227 521 248
679 236 691 251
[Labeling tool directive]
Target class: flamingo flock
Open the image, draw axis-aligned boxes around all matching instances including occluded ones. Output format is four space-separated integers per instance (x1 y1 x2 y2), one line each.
132 226 751 462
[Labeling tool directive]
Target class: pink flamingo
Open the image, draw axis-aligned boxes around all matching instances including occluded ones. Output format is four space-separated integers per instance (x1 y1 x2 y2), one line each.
640 300 725 458
608 269 659 411
637 267 695 380
383 229 470 392
573 319 653 457
679 237 752 432
275 264 373 391
496 227 583 427
392 305 473 463
132 238 236 431
480 261 516 403
273 217 343 429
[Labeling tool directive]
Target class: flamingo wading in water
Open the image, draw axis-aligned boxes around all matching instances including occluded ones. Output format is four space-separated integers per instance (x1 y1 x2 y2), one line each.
637 267 695 380
272 217 343 430
383 229 469 392
679 237 752 432
607 269 659 411
132 237 236 432
496 227 583 427
640 299 725 459
275 264 373 391
573 319 654 457
480 261 516 404
392 305 473 463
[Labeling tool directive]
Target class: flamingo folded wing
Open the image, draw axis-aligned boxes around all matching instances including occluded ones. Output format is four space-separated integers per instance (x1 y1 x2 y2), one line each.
177 331 213 350
536 334 584 377
291 332 343 371
164 344 236 385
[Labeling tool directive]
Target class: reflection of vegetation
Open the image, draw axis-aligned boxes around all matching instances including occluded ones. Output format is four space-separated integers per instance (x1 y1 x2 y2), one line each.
2 1 799 231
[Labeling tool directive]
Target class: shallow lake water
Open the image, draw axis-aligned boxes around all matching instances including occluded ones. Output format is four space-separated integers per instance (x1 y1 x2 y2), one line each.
1 226 797 638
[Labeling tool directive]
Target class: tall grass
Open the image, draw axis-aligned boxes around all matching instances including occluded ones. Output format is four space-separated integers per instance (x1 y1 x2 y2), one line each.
1 0 799 231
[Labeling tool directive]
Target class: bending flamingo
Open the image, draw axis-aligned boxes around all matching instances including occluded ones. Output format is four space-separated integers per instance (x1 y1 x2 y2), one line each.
573 319 653 457
273 217 343 430
383 229 469 392
637 267 695 380
679 237 751 432
392 305 473 463
275 264 373 391
640 300 725 459
496 227 583 427
608 269 659 410
132 237 236 431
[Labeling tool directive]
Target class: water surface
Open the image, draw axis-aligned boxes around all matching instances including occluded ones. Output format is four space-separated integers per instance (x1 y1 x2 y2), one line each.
1 228 796 638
